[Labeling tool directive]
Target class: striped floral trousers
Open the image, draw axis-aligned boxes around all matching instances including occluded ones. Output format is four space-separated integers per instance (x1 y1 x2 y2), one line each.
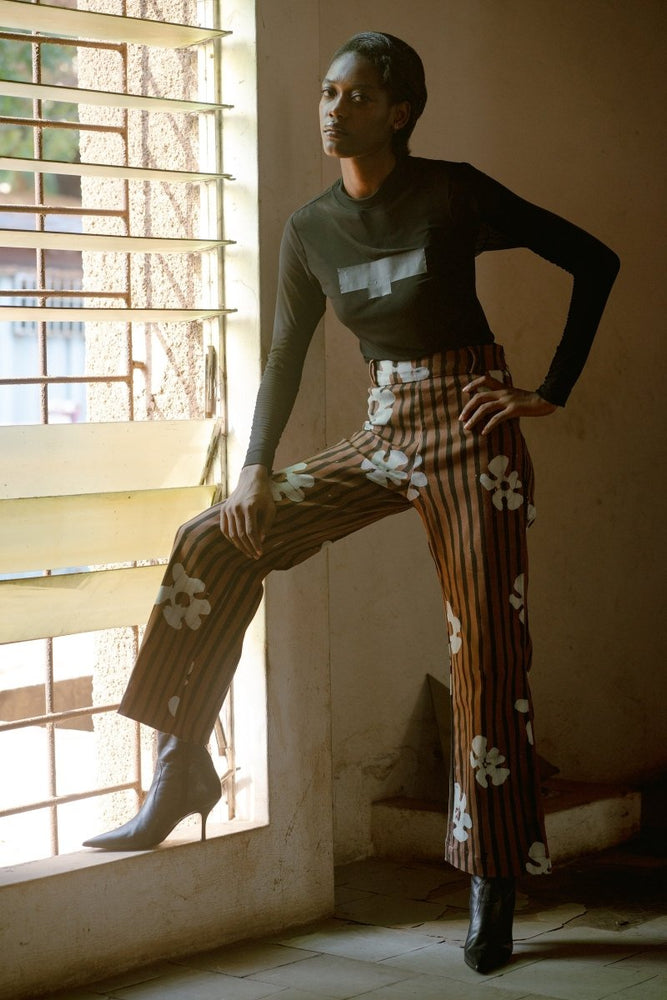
119 343 551 878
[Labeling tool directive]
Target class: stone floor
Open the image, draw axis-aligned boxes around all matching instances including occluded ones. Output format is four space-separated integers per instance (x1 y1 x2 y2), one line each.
43 839 666 1000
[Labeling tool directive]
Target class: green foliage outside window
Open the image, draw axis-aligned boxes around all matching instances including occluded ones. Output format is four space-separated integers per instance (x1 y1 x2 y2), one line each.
0 38 79 196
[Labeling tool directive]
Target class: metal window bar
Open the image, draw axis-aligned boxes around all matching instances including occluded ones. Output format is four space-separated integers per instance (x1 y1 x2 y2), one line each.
0 0 235 858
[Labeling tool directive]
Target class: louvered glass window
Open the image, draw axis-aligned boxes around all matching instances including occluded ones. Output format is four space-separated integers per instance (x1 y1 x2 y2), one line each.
0 0 240 864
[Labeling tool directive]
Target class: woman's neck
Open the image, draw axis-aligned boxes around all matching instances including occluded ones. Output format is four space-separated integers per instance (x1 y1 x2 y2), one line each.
339 150 398 199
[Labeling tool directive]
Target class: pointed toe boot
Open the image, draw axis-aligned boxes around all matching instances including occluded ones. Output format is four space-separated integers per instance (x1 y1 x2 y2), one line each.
83 733 221 850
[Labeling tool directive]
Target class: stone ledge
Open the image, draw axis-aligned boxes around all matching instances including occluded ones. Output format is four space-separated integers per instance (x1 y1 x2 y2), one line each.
370 780 642 864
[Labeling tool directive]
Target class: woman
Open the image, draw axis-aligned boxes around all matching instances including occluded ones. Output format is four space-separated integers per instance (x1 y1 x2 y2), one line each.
84 32 619 975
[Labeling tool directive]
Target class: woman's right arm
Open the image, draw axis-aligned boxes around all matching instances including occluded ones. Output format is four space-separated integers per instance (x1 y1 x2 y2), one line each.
219 217 325 558
219 464 275 559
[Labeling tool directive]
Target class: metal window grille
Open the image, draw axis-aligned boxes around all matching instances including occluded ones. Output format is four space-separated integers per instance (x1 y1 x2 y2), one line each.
0 0 237 863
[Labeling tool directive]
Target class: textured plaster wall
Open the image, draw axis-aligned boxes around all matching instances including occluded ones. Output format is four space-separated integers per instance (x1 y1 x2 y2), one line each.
316 0 667 860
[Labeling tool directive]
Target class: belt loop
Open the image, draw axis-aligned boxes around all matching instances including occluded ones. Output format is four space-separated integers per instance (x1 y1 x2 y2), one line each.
467 346 478 374
368 359 378 385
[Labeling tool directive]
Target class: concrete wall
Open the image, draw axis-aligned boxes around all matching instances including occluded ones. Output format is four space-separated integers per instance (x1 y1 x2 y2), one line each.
317 0 667 860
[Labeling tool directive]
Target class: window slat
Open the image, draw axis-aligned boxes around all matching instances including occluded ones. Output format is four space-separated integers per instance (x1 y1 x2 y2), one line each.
0 307 232 321
0 419 220 499
0 0 229 49
0 79 230 114
0 564 166 643
0 228 230 253
0 485 215 574
2 156 230 183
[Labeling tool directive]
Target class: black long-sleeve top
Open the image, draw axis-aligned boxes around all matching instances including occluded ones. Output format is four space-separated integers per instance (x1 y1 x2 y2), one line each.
244 156 619 469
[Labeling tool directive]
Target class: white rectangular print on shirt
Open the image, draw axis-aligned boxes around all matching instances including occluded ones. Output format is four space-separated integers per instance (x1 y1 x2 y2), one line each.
338 247 427 300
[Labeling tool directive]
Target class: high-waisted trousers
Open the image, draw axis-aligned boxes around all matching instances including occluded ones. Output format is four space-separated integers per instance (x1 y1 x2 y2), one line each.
119 343 551 878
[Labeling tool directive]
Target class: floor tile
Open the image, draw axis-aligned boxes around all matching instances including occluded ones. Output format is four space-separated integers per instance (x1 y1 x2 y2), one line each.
486 956 654 1000
349 970 533 999
248 953 414 999
269 918 359 950
335 859 461 900
513 902 588 940
334 885 376 905
334 891 448 930
618 917 667 944
276 921 438 962
172 942 319 977
37 990 108 1000
251 993 341 1000
423 882 471 910
85 962 176 993
610 948 667 974
379 939 540 984
599 976 667 1000
418 911 470 942
515 923 654 964
109 965 282 999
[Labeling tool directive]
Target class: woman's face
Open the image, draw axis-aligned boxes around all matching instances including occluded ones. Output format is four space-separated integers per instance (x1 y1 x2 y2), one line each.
320 51 408 161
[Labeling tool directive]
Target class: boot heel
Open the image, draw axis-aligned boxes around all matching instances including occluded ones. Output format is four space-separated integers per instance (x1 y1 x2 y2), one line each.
200 802 216 842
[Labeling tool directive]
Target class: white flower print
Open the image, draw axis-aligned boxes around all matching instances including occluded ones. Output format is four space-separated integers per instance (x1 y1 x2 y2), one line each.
361 448 409 487
270 462 315 503
406 455 428 500
510 573 526 624
168 663 195 718
526 841 552 875
376 361 430 386
470 735 510 788
157 564 211 631
452 782 473 842
364 386 396 429
446 601 463 655
480 455 524 511
527 502 537 527
514 698 534 746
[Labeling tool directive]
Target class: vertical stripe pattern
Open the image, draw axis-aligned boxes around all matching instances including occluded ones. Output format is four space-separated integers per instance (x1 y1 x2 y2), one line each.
118 343 550 878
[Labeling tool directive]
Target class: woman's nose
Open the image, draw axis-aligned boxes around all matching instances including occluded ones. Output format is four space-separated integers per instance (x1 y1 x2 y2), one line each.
328 95 345 118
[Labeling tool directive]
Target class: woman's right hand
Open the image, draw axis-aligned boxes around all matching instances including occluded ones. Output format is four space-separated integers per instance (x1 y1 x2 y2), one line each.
219 464 276 560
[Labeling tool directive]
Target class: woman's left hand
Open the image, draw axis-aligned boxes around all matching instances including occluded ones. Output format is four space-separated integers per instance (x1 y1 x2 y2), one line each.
459 375 558 434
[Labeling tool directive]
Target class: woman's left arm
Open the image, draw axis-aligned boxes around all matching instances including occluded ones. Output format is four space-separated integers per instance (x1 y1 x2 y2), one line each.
458 164 620 433
459 378 558 435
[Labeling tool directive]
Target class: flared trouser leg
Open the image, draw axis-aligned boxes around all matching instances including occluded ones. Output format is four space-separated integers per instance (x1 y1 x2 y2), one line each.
404 370 549 878
353 347 549 877
119 344 551 878
118 435 412 746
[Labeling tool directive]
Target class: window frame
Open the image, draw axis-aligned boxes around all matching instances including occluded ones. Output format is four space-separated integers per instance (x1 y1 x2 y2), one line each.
0 0 253 865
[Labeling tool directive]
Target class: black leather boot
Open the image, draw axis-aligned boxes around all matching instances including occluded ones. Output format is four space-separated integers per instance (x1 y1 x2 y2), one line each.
83 733 221 850
463 875 515 974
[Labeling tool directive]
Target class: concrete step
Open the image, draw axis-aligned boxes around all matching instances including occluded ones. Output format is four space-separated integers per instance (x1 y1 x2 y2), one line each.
371 780 641 865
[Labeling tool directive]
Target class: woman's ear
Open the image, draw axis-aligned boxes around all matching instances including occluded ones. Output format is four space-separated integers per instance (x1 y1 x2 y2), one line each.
392 100 411 130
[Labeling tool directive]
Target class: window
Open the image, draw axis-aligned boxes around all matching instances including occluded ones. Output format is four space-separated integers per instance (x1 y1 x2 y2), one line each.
0 0 242 864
